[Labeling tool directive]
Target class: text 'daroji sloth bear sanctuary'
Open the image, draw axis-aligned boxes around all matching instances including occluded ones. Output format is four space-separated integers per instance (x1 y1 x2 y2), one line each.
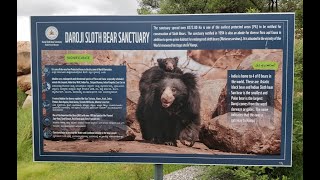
136 65 201 147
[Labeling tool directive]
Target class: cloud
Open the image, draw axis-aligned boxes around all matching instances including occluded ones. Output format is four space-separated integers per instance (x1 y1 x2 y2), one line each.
18 0 139 16
17 16 30 41
17 0 139 41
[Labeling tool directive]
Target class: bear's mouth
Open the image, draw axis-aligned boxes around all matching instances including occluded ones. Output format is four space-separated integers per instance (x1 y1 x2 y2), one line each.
161 101 173 108
166 68 174 72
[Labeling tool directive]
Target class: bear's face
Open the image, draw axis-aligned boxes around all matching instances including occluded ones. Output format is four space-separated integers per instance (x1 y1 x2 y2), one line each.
159 78 187 108
157 57 179 72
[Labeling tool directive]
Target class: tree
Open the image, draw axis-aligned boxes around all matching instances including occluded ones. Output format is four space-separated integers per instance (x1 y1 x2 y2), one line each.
137 0 268 14
137 0 303 33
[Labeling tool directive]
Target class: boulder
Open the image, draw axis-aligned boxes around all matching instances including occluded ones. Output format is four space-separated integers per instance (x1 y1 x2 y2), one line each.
200 107 281 154
200 67 228 80
274 99 282 112
17 74 31 92
238 49 283 108
25 89 32 96
118 126 136 141
126 99 141 133
211 50 284 118
187 49 252 68
17 41 30 53
17 52 31 76
198 79 227 123
211 85 227 118
22 95 32 109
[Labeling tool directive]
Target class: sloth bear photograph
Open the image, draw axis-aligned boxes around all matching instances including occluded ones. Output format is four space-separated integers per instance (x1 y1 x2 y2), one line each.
157 57 183 74
136 64 201 147
139 57 183 95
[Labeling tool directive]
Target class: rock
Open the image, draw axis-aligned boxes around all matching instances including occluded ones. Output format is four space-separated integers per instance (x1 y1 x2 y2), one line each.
126 73 141 104
17 74 31 92
238 49 283 108
274 99 282 112
198 79 227 123
187 49 252 68
17 41 30 53
211 85 227 118
187 50 227 66
118 126 136 141
200 67 228 80
25 89 32 95
17 52 31 76
200 107 281 154
211 50 284 119
22 95 32 109
126 99 141 133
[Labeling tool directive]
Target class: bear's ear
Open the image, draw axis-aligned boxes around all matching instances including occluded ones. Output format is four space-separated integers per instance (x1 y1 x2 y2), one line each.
157 58 163 64
173 57 179 64
181 73 197 89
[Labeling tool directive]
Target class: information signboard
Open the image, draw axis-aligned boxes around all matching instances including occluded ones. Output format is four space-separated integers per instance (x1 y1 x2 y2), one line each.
31 13 294 166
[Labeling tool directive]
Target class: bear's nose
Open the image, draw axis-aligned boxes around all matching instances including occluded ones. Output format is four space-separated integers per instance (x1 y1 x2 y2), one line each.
161 98 170 103
167 64 174 70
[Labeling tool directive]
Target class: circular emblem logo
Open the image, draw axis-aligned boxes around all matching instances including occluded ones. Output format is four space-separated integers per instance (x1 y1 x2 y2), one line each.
43 117 52 126
43 129 53 139
45 26 58 40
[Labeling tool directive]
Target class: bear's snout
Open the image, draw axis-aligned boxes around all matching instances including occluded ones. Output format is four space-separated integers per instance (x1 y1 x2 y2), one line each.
161 87 175 108
166 63 174 71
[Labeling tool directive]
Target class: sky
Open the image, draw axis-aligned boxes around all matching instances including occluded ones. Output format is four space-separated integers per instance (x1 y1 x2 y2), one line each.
17 0 139 41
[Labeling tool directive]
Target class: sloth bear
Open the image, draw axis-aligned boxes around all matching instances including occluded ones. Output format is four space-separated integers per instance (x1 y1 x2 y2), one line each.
157 57 183 74
138 57 182 96
136 67 200 147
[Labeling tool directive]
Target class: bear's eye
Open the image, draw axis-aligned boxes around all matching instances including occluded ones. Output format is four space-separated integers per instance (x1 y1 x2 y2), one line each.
171 88 177 93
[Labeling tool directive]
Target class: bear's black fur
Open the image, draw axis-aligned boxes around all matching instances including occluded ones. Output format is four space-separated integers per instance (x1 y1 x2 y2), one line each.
136 67 200 146
157 57 183 74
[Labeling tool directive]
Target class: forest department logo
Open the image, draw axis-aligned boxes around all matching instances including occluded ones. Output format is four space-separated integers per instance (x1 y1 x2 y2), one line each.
45 26 58 40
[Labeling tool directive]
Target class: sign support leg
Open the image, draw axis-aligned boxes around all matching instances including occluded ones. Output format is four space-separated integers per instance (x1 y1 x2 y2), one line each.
154 164 163 180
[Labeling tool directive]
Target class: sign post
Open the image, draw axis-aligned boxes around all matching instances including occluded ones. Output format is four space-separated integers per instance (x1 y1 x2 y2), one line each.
31 13 294 166
154 164 163 180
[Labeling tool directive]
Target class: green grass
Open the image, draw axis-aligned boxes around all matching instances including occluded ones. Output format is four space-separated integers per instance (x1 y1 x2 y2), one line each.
17 106 186 179
18 162 185 180
17 88 27 107
17 107 33 162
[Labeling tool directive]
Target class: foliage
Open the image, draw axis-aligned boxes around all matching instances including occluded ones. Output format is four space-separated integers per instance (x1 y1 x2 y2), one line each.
294 39 303 94
279 0 303 37
17 87 27 108
137 0 303 34
17 107 33 161
246 7 261 13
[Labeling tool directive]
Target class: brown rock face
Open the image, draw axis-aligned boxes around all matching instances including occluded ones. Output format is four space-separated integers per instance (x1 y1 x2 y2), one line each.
17 41 30 53
17 74 31 92
17 52 31 76
118 126 136 141
187 49 252 68
211 85 228 118
22 95 32 109
238 49 283 111
200 107 281 154
126 99 141 134
198 79 227 123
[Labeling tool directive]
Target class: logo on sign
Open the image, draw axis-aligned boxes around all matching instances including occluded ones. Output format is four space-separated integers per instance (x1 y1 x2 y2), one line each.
45 26 58 40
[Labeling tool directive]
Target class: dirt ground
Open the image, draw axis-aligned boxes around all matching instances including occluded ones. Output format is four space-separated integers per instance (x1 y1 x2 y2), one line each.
44 139 249 155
